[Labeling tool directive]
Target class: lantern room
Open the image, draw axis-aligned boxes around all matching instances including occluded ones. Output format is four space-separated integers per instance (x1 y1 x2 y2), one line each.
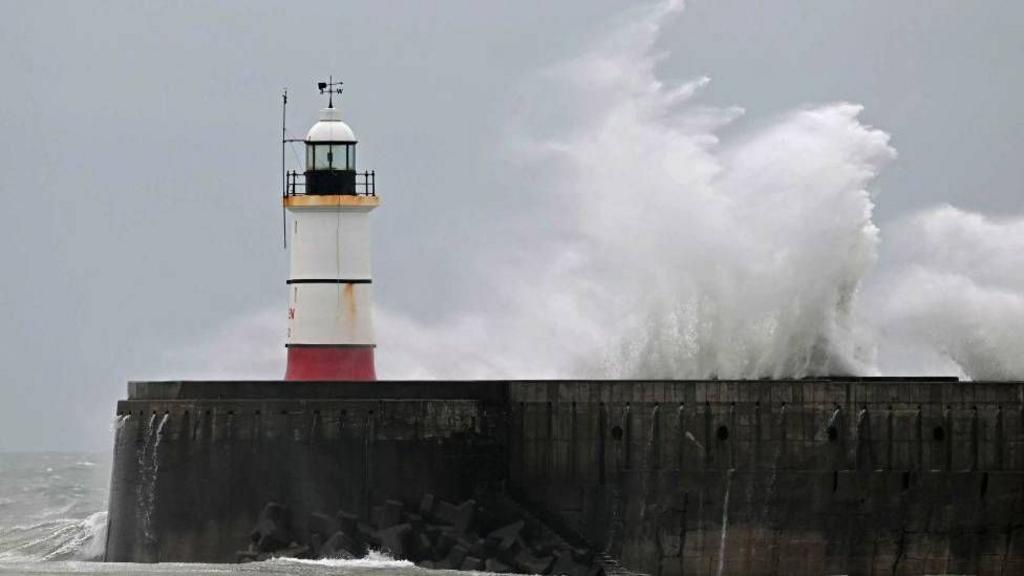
304 107 358 195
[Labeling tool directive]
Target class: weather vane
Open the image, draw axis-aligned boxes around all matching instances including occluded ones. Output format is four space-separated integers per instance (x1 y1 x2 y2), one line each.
317 76 344 108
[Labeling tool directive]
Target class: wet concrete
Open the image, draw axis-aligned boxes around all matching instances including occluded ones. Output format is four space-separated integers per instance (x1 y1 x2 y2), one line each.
105 378 1024 575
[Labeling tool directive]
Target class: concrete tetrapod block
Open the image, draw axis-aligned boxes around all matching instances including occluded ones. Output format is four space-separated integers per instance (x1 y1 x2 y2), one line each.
319 528 352 557
413 532 434 561
372 500 405 529
435 500 458 524
357 521 380 548
443 544 470 570
453 500 477 533
434 529 459 557
419 494 436 518
456 534 480 557
461 556 486 571
550 550 590 576
320 531 362 559
436 499 477 533
250 502 294 553
336 510 359 534
309 533 324 557
488 520 525 552
308 512 340 541
513 549 555 574
467 537 488 559
485 558 513 573
375 523 412 559
571 547 594 565
404 512 425 531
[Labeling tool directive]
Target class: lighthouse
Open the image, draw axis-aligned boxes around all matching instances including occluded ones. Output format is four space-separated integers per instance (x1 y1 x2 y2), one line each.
283 80 378 381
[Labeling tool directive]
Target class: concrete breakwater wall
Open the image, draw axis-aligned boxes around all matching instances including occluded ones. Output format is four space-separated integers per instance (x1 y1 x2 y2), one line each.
105 378 1024 575
105 381 507 562
509 379 1024 576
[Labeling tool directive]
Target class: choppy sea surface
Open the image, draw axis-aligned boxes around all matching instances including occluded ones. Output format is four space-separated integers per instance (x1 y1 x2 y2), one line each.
0 452 434 575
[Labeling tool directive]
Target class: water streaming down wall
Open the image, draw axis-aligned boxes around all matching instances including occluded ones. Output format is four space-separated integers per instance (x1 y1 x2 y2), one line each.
105 378 1024 575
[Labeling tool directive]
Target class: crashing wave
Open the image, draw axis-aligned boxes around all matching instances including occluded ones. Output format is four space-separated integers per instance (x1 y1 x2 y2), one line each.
0 511 107 562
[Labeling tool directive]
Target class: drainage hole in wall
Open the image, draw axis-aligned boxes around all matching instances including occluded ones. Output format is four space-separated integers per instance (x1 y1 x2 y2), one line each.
611 425 624 441
827 425 838 442
716 425 729 441
933 426 945 441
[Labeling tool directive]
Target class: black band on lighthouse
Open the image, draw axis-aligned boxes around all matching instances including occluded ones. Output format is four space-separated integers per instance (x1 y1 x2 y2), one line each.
287 278 373 285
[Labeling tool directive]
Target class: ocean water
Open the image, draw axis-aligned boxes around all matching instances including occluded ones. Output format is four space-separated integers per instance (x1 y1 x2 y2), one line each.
0 453 433 575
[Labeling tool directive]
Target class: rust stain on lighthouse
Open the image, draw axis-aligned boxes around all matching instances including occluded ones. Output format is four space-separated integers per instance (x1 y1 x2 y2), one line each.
342 283 358 335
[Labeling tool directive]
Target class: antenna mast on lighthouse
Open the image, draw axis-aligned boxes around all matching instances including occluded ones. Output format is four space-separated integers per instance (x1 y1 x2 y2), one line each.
281 79 379 381
281 88 288 248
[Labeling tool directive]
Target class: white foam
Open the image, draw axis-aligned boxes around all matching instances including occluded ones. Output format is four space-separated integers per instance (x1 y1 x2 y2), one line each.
271 550 415 568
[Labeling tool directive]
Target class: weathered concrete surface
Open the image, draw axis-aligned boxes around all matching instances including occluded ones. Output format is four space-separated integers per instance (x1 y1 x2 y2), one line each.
509 379 1024 576
106 382 507 562
105 378 1024 575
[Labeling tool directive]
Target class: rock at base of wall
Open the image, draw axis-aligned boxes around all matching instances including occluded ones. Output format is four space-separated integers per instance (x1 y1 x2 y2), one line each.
249 503 294 553
244 494 605 576
375 523 412 558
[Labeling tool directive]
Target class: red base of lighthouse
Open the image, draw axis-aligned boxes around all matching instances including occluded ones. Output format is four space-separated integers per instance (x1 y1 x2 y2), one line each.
284 346 376 381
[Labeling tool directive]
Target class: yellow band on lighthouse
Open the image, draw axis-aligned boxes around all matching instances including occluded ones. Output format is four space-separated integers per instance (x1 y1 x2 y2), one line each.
284 195 380 208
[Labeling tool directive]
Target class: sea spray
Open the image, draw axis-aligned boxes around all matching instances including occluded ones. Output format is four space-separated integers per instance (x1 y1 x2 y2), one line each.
372 0 894 381
869 206 1024 378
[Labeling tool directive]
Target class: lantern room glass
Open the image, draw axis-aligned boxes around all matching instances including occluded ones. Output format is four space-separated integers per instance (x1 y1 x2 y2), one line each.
306 143 355 171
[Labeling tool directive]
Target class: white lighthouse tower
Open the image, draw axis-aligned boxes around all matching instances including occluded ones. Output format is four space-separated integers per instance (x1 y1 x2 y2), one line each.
283 80 378 380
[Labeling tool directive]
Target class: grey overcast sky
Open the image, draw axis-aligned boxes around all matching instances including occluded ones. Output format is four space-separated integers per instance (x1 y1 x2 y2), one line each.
1 1 1022 451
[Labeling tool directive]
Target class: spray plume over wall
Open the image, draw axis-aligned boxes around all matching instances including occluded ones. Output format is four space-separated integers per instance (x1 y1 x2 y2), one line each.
165 0 1024 382
379 0 891 379
869 205 1024 380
